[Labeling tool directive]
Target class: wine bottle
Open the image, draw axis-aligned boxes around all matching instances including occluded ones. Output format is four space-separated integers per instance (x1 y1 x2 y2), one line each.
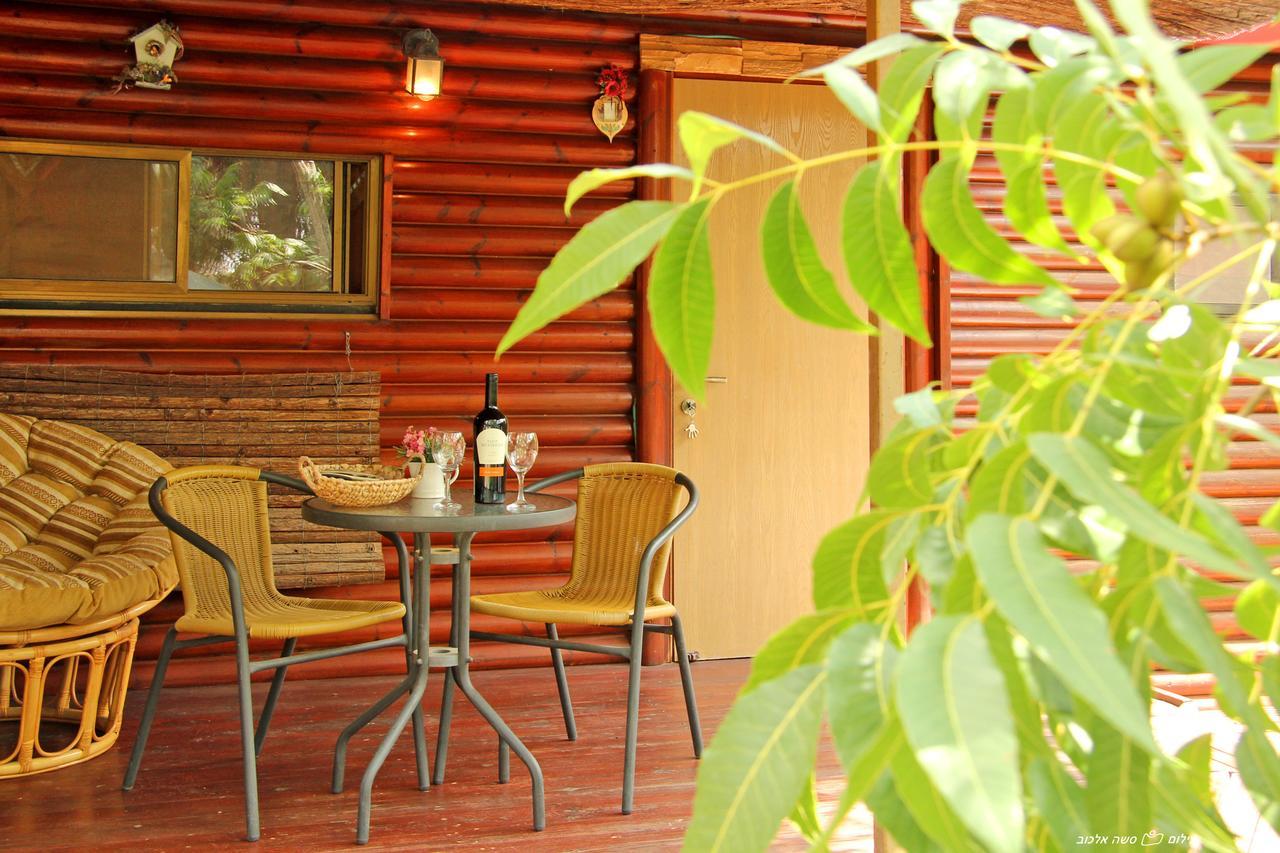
473 372 508 504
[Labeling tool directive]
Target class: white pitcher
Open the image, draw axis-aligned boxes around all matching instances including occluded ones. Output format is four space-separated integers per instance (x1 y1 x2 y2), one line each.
409 459 446 500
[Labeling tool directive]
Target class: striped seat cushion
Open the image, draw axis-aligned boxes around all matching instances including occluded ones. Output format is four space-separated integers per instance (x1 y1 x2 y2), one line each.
0 415 174 631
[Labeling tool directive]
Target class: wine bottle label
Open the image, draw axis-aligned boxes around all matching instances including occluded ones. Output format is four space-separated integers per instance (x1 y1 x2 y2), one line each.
476 428 506 467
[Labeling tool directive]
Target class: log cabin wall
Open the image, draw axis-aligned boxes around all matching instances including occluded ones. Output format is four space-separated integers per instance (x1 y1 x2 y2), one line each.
0 0 867 686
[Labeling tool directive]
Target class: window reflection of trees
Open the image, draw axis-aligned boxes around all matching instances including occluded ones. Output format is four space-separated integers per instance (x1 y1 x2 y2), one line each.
188 155 335 292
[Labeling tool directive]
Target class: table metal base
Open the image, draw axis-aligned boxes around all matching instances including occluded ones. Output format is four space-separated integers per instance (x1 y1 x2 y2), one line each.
334 531 545 844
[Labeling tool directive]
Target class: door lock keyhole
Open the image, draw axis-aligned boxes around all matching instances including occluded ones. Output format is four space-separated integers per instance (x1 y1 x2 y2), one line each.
680 399 699 438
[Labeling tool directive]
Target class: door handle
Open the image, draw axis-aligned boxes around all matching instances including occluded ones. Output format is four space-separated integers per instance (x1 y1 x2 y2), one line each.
707 376 728 384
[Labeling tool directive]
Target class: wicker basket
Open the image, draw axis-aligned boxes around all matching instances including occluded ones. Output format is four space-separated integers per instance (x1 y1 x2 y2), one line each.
298 456 419 507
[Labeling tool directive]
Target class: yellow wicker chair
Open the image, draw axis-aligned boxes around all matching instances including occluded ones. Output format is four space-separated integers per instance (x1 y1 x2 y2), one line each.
122 465 419 842
461 462 702 814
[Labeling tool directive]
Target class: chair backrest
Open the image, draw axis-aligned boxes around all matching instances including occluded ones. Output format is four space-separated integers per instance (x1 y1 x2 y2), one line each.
561 462 691 606
152 464 279 624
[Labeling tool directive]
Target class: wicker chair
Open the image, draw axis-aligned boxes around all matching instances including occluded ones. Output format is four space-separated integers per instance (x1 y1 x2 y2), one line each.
122 465 418 842
461 462 702 814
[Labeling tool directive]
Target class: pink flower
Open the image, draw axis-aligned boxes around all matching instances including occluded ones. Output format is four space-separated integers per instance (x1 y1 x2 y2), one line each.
397 425 433 462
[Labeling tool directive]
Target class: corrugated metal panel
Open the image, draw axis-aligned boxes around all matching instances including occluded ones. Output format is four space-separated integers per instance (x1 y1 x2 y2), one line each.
0 0 867 686
948 79 1280 696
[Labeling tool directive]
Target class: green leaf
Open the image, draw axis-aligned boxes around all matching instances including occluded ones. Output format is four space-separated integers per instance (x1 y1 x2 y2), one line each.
1085 717 1152 845
992 88 1075 255
1154 577 1280 834
868 428 938 507
564 164 694 214
649 198 716 399
1153 578 1254 715
743 609 856 695
896 615 1024 853
933 50 996 131
826 624 898 770
967 441 1037 518
842 159 929 343
922 157 1057 287
917 521 961 592
1192 492 1269 571
1020 285 1079 318
867 771 943 852
1113 0 1270 223
968 513 1158 751
812 510 898 614
1027 433 1272 585
1029 27 1094 68
1216 103 1278 143
1027 755 1089 850
761 180 872 331
1179 43 1275 94
824 65 882 134
1235 579 1280 642
971 16 1033 52
818 721 903 845
1152 748 1239 853
797 32 924 77
911 0 960 37
881 512 924 586
678 111 792 181
894 386 944 428
878 43 949 144
788 775 821 843
1031 57 1116 132
1053 91 1127 251
1236 728 1280 835
890 747 983 851
498 201 681 356
682 665 826 853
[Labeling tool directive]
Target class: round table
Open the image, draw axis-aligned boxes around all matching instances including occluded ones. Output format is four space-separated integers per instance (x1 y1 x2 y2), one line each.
301 492 576 844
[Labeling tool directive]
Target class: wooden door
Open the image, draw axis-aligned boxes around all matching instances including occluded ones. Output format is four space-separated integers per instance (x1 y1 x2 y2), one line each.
672 78 872 659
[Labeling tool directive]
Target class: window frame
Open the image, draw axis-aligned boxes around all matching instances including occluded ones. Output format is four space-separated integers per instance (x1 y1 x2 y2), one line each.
0 139 380 315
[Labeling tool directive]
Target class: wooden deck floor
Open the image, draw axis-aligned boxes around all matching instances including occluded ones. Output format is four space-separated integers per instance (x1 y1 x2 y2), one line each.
3 658 871 851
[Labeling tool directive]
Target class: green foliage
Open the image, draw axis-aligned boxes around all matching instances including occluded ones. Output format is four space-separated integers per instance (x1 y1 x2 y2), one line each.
188 156 333 291
500 0 1280 848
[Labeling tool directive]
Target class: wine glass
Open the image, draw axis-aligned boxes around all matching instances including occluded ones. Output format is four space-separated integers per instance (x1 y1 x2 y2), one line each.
506 432 538 513
431 430 465 512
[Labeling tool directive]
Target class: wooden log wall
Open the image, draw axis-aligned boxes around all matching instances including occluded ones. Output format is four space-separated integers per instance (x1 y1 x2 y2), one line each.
0 0 866 686
951 63 1280 696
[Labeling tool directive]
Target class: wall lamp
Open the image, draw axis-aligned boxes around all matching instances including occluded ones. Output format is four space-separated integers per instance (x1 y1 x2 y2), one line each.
403 29 444 101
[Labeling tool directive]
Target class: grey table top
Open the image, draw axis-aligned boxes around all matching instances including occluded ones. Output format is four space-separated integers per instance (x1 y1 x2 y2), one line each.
301 492 576 533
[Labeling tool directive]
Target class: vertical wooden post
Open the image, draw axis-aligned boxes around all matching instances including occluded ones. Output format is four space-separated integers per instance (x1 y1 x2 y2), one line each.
635 67 675 470
865 0 904 458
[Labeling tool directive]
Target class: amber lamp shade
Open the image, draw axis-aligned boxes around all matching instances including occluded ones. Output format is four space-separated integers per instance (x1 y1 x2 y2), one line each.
403 29 444 101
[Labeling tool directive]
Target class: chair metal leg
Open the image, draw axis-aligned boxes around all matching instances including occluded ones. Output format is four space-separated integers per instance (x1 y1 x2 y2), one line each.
255 637 297 756
498 736 510 783
122 626 178 791
234 635 262 841
670 614 703 757
620 621 646 815
546 623 577 741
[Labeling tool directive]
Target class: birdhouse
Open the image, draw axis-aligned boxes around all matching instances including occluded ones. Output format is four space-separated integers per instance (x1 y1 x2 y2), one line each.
118 20 184 91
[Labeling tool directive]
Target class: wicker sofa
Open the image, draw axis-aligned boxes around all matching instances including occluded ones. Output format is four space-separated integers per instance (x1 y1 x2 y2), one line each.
0 414 177 777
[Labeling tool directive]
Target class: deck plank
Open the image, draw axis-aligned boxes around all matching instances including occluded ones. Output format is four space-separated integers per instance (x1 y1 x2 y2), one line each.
2 659 871 851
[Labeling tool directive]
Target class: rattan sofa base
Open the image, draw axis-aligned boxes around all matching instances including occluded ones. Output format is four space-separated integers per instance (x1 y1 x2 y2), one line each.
0 595 167 778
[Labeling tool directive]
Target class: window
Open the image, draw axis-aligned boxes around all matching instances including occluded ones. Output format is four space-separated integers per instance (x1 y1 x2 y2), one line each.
0 140 379 313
